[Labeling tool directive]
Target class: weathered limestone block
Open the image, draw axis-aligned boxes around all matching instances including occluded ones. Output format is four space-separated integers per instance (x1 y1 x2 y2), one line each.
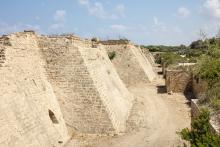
38 37 134 135
103 43 156 87
0 32 69 147
166 69 192 93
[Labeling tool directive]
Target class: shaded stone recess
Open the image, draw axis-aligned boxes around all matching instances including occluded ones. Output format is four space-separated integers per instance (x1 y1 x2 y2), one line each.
103 43 156 87
0 32 69 147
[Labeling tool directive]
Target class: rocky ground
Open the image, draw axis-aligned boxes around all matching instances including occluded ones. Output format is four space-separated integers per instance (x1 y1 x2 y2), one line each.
66 66 191 147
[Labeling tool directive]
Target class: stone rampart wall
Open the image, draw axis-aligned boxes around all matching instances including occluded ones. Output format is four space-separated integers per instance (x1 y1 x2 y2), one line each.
0 32 69 147
38 36 134 134
104 44 156 87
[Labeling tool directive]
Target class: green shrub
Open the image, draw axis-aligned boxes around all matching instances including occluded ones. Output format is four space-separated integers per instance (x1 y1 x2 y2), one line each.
197 57 220 87
108 51 116 60
208 45 220 58
179 108 220 146
160 52 186 66
211 99 220 110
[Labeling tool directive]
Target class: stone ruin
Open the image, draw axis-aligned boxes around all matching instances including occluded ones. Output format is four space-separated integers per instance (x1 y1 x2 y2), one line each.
101 40 156 87
0 31 156 147
165 69 192 93
165 63 208 97
140 48 155 66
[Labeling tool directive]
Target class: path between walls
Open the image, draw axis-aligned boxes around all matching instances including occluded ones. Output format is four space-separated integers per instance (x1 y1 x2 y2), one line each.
66 66 191 147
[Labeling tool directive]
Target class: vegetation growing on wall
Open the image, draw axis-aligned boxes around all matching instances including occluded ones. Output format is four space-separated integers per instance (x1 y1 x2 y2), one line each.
108 51 116 60
192 38 220 110
179 108 220 146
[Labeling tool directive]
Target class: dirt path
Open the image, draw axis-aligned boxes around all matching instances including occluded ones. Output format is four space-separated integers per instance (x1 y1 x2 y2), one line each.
66 69 191 147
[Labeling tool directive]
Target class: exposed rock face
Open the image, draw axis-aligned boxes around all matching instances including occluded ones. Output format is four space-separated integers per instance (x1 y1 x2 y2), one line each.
0 32 69 147
103 42 156 87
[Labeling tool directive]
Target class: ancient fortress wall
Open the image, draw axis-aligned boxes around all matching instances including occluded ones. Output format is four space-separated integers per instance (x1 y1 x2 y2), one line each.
141 48 155 66
0 33 69 147
103 43 156 87
38 36 134 134
165 69 192 93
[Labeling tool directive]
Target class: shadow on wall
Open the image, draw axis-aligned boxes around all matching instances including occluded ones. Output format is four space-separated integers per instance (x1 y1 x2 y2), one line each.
49 109 59 124
157 85 167 94
157 71 163 75
183 80 195 100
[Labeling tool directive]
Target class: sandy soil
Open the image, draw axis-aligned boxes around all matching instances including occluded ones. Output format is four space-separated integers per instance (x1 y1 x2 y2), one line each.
66 68 191 147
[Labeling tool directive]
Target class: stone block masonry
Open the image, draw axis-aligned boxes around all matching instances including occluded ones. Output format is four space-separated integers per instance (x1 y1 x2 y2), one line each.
165 69 192 93
103 43 156 87
0 31 137 147
38 36 134 135
141 48 155 66
0 32 69 147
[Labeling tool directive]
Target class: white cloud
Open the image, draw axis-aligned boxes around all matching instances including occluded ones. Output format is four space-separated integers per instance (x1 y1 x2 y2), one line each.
49 10 66 31
110 24 128 31
114 4 126 18
152 17 168 32
49 23 64 31
177 7 191 18
79 0 89 6
153 17 160 26
88 2 107 19
199 0 220 38
78 0 125 19
203 0 220 19
35 16 40 20
54 10 66 22
152 17 182 35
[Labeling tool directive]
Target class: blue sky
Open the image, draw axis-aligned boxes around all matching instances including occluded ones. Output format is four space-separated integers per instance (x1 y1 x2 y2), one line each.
0 0 220 45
